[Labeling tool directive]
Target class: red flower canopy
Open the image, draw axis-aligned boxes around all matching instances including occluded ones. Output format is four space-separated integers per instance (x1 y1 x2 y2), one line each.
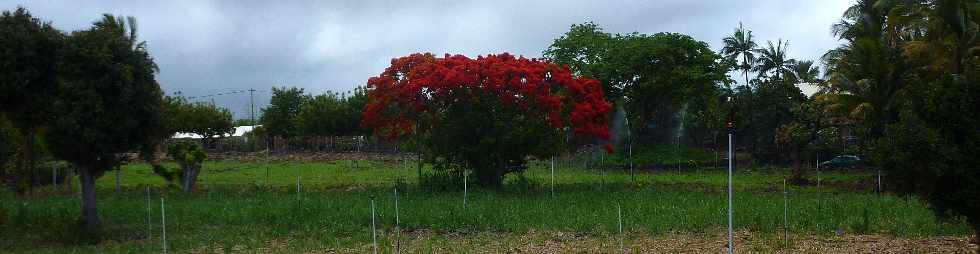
362 53 611 142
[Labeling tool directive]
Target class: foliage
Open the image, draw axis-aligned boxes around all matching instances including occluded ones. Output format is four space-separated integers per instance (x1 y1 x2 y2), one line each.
46 14 165 234
752 39 794 80
820 0 980 245
0 7 65 193
153 140 206 192
297 86 368 137
164 96 234 142
260 86 308 139
363 53 611 187
545 23 730 144
721 22 758 86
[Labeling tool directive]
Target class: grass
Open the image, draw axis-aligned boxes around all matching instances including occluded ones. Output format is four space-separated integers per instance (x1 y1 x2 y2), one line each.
0 158 972 253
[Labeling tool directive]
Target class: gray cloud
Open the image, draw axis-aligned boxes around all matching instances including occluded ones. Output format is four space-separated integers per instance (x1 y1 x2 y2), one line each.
2 0 852 119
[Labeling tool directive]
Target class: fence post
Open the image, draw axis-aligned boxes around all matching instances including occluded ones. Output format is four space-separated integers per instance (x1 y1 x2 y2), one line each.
395 188 401 254
550 157 555 198
617 203 624 254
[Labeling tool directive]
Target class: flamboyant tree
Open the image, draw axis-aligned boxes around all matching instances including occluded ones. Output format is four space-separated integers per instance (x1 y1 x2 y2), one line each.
363 53 612 187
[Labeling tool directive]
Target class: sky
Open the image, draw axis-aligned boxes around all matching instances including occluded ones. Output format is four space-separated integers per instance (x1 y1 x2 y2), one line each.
2 0 853 119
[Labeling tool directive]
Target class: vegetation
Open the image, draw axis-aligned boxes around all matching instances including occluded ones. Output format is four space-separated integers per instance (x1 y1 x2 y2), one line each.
544 23 730 144
46 14 166 235
150 140 207 193
362 53 612 187
163 96 234 145
817 0 980 241
0 7 64 193
1 2 978 252
0 161 972 253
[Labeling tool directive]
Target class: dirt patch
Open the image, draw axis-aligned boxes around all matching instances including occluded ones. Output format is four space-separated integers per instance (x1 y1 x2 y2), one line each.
191 230 977 253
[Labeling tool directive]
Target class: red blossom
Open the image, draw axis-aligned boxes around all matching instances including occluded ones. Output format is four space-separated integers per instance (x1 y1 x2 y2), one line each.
361 52 612 141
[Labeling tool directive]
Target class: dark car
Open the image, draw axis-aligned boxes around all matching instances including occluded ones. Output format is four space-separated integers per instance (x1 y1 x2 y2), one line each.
818 155 863 169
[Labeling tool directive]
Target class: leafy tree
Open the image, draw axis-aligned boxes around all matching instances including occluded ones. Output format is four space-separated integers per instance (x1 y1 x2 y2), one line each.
542 22 619 99
47 15 165 235
0 7 64 193
261 86 308 139
164 96 234 146
721 22 758 87
298 92 346 136
151 140 206 193
363 53 612 187
545 23 730 144
614 32 730 143
775 99 831 182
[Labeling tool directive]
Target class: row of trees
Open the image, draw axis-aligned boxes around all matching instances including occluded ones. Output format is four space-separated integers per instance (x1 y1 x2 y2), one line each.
259 86 368 139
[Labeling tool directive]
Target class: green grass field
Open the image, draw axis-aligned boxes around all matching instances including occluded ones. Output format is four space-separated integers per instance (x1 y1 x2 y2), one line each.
0 158 973 253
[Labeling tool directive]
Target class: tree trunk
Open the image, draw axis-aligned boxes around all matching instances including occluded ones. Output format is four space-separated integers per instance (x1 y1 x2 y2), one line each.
181 164 200 193
78 167 100 235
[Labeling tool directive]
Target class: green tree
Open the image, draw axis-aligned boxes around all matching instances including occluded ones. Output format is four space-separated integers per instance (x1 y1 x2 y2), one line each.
151 140 206 193
0 7 65 193
47 14 165 235
545 23 730 144
298 92 345 137
261 86 308 139
165 96 234 146
721 22 758 87
542 22 619 99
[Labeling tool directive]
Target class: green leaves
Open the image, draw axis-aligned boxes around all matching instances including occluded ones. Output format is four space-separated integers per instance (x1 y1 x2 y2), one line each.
164 97 235 140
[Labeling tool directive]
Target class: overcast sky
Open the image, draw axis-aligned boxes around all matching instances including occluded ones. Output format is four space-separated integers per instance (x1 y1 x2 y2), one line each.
3 0 853 119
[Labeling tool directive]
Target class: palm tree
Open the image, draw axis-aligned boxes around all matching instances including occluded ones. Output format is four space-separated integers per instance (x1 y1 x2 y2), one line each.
753 39 794 81
721 22 757 87
788 60 821 84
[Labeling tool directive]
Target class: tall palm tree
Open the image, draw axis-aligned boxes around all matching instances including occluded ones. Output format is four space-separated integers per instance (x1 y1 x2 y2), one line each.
721 22 757 87
753 39 794 81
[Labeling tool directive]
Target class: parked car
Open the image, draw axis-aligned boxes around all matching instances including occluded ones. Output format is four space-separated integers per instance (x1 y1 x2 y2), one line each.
818 155 863 169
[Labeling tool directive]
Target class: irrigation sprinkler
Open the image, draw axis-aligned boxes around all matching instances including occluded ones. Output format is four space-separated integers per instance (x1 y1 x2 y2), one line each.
550 157 555 197
394 188 401 254
370 196 378 254
876 169 881 195
161 197 167 254
463 171 468 209
617 203 624 254
145 185 151 241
